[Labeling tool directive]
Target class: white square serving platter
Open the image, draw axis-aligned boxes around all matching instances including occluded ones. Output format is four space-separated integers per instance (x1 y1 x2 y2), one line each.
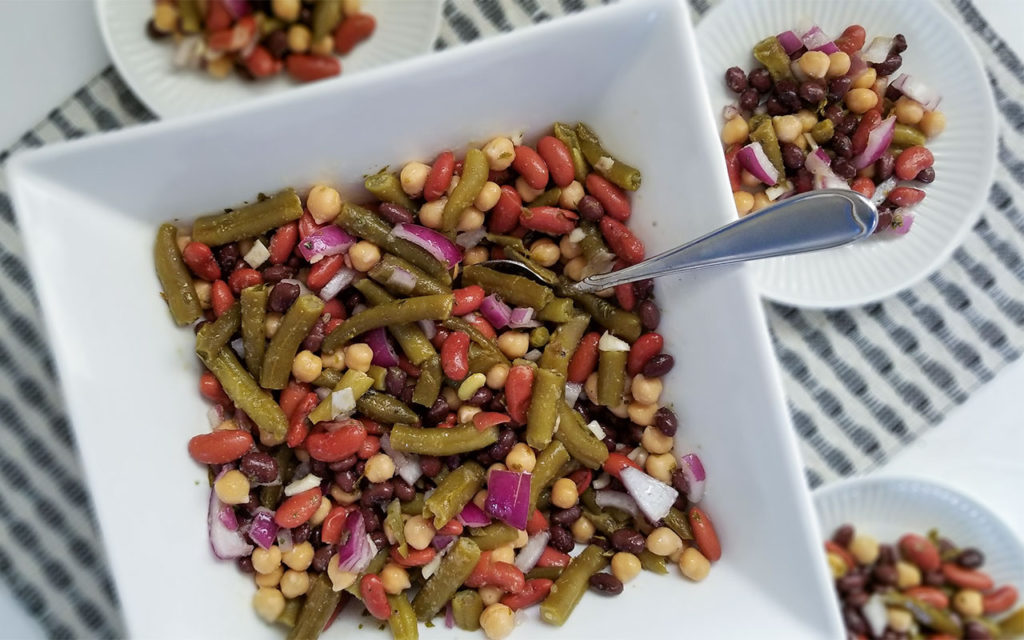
9 0 843 637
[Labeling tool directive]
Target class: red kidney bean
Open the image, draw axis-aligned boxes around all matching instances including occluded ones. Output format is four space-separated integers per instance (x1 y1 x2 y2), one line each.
520 206 577 235
983 585 1018 615
182 242 221 281
504 365 534 424
389 545 436 568
240 452 278 483
285 54 340 83
452 285 485 316
188 431 253 464
512 145 549 190
536 546 570 568
466 556 526 593
357 434 380 460
849 177 875 199
305 421 367 462
441 331 470 381
424 151 455 202
199 371 229 404
334 13 376 54
835 25 866 55
832 524 855 548
306 254 344 290
566 332 600 383
501 578 553 610
585 174 631 221
228 267 262 294
899 534 941 571
205 0 232 31
887 186 926 207
360 574 391 620
654 406 678 437
600 216 644 264
286 392 318 447
941 562 993 591
615 283 636 311
955 547 985 569
319 506 350 545
851 109 882 156
627 332 664 377
264 29 289 60
216 243 240 273
522 508 548 536
244 46 282 78
895 146 934 181
826 540 857 571
689 506 722 562
274 488 322 528
377 202 414 225
537 136 575 188
298 211 320 240
602 452 642 479
903 586 949 609
211 279 235 317
589 573 623 596
279 381 310 417
489 185 523 233
724 146 743 192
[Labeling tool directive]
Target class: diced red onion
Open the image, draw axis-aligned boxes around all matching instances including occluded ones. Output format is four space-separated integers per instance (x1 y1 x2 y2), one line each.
766 181 795 201
392 224 462 270
872 176 898 205
800 26 838 54
318 267 357 301
315 387 331 401
458 502 492 528
206 405 225 429
222 0 251 18
722 104 741 121
805 148 850 191
523 349 542 362
364 327 399 367
852 116 896 169
380 433 422 485
776 30 803 55
863 594 888 637
619 467 678 523
276 527 294 553
890 208 915 235
417 319 437 340
564 382 582 408
218 504 238 531
790 60 808 83
480 294 512 328
805 148 831 173
284 473 322 496
455 229 487 249
174 35 203 68
738 142 779 185
299 226 355 264
581 248 617 279
387 267 418 295
445 604 454 629
508 307 539 329
813 173 852 191
599 332 630 352
679 453 707 504
432 535 457 550
594 490 640 518
337 510 376 573
484 470 532 530
248 508 279 550
890 73 942 110
861 36 893 64
514 531 550 573
847 53 867 79
208 481 253 559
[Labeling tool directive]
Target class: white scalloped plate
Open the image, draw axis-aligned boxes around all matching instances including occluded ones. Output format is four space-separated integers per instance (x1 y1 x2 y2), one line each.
96 0 442 119
696 0 997 308
815 476 1024 595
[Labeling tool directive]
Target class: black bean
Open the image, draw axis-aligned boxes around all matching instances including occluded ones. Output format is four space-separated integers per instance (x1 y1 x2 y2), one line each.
237 556 255 573
486 393 506 413
828 76 852 102
844 590 869 609
341 290 364 313
261 263 295 284
378 202 415 225
361 481 394 508
146 19 170 40
832 132 853 158
875 153 895 181
643 354 674 379
369 530 388 550
739 88 760 112
609 528 645 554
268 281 300 313
890 34 908 55
923 568 945 587
400 381 415 405
240 452 278 484
837 572 867 594
445 455 461 470
775 79 797 95
601 436 616 453
312 545 335 571
788 45 807 61
633 279 655 301
956 548 984 569
476 451 494 466
384 367 407 397
765 96 787 116
551 506 582 528
885 84 904 102
589 536 610 551
725 66 748 93
871 53 902 78
359 507 382 532
465 386 493 407
937 537 957 556
830 156 855 177
837 114 859 136
832 524 855 548
291 523 311 544
779 90 802 112
915 166 935 184
670 468 689 495
843 605 868 635
424 397 450 425
301 317 326 352
355 460 366 476
393 478 415 502
217 243 240 274
334 470 358 492
824 102 846 126
420 456 442 478
264 29 289 59
781 142 805 170
487 428 516 461
748 68 772 93
799 81 826 105
549 525 575 553
963 620 993 639
873 563 898 586
638 300 660 332
654 406 678 437
577 195 605 221
329 455 358 472
588 573 623 595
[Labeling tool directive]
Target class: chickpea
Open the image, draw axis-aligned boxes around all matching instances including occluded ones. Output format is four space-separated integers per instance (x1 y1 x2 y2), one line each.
645 453 677 484
529 239 561 267
827 51 851 78
479 603 515 640
479 586 504 607
308 496 332 527
919 110 946 138
631 375 663 405
826 552 847 578
214 418 239 432
330 487 361 505
474 182 502 211
327 556 358 591
264 312 283 339
472 489 488 511
442 386 462 411
254 565 284 588
887 607 913 633
280 570 310 598
733 191 754 216
483 137 516 171
399 161 430 199
852 67 877 90
252 546 283 575
751 192 771 213
639 424 673 456
193 280 212 309
381 563 411 594
418 197 447 229
849 534 879 565
349 241 381 272
795 109 818 132
608 403 629 419
894 97 924 125
287 24 311 53
721 115 750 146
306 185 342 224
321 349 346 371
773 115 803 144
344 343 373 372
513 528 529 548
342 0 361 16
515 176 544 202
570 515 596 543
895 561 921 589
487 463 508 478
497 331 530 359
491 545 515 565
463 246 489 266
310 35 334 57
611 552 642 583
505 442 537 473
627 402 658 427
457 207 486 232
584 372 600 405
563 256 588 281
646 527 683 557
291 350 323 383
364 453 396 483
953 589 984 618
551 477 579 509
458 405 482 423
252 587 286 622
679 547 711 581
282 542 314 571
559 235 582 260
740 169 762 188
207 56 234 80
486 363 510 390
559 180 585 209
798 51 830 79
214 469 250 505
152 3 178 33
403 515 435 551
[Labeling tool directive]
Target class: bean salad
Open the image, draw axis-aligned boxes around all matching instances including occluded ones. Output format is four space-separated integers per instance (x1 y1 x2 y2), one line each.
155 123 721 640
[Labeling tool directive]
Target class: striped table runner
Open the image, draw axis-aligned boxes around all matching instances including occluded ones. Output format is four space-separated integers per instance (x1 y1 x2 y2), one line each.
0 0 1021 635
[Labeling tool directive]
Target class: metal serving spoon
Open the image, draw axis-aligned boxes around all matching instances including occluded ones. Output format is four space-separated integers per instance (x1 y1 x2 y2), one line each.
481 189 878 294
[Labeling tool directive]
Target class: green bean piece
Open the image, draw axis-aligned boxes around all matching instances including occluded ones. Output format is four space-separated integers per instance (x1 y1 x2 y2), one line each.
585 510 624 536
312 367 342 389
502 245 561 286
412 537 482 622
529 441 571 514
580 488 600 513
201 348 288 441
386 499 409 557
260 294 324 389
575 123 642 191
638 550 668 575
882 593 961 635
578 220 614 264
749 119 784 179
462 265 554 311
752 36 794 83
391 422 498 455
597 350 627 407
468 343 507 375
1000 607 1024 635
412 356 443 407
192 189 303 246
423 462 485 529
367 365 388 391
539 313 590 376
401 492 426 515
308 369 374 424
335 203 451 284
261 446 294 509
537 298 575 323
529 187 562 208
526 566 564 581
663 507 695 541
559 281 641 342
368 254 448 297
178 0 201 32
747 113 771 134
442 148 489 231
354 279 438 365
554 403 609 469
365 171 419 213
530 327 550 348
526 368 565 450
311 0 343 40
893 123 927 147
154 223 202 326
277 596 304 628
387 593 419 640
357 390 419 424
451 590 483 631
195 302 241 361
442 317 509 366
240 285 269 378
539 545 609 626
553 122 590 183
286 573 342 640
470 522 520 550
322 294 452 354
810 119 835 144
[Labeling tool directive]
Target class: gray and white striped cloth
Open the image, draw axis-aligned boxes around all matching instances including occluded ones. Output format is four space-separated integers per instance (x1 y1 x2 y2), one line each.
0 0 1021 636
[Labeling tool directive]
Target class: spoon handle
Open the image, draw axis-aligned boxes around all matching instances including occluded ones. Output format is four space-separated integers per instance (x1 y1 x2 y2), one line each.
572 189 878 293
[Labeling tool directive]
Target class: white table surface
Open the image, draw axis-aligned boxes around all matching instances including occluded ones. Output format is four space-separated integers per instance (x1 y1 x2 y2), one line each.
0 0 1022 636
